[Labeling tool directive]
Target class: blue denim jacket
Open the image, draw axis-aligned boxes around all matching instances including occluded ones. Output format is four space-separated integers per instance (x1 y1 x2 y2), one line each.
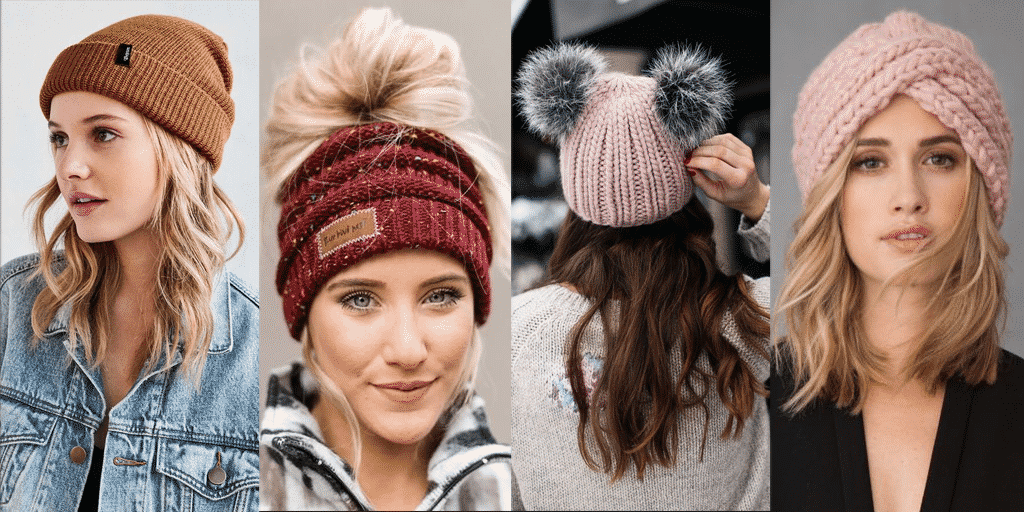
0 253 260 511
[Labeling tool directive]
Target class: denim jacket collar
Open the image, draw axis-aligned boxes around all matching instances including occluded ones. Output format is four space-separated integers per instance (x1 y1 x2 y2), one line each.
43 270 235 356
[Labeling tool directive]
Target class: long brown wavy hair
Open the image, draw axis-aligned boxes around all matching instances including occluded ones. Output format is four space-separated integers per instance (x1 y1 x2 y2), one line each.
545 198 769 481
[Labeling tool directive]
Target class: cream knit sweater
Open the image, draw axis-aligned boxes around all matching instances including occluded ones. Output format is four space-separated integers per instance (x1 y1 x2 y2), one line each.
511 207 770 511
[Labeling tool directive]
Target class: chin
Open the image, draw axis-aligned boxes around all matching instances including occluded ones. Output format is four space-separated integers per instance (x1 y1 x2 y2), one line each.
373 410 443 445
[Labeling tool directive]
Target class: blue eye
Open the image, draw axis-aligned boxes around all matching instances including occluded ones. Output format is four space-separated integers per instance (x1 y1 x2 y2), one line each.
424 288 464 308
340 292 377 311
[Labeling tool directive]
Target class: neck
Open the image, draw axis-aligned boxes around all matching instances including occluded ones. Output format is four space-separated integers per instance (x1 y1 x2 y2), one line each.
860 278 934 383
113 229 160 295
312 394 437 509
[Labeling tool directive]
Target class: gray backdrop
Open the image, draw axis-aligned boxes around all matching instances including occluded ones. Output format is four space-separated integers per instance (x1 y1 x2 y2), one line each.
770 1 1024 357
258 0 512 443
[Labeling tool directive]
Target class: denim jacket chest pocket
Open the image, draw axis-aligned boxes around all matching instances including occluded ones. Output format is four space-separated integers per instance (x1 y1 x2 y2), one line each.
0 255 260 512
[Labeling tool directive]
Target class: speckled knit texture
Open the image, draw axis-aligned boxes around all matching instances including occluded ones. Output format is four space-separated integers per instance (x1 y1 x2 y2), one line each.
562 74 692 227
792 10 1013 225
276 122 491 339
39 14 234 170
511 213 770 511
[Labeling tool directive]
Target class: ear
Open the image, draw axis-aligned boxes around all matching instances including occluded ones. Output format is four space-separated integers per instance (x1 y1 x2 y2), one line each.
648 44 732 151
515 43 607 143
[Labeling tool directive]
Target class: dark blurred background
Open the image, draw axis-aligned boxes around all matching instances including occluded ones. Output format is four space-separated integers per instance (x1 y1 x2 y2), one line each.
511 0 769 294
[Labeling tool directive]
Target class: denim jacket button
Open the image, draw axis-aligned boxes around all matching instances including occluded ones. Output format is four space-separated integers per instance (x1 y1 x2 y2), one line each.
207 465 226 486
207 451 226 486
70 446 87 464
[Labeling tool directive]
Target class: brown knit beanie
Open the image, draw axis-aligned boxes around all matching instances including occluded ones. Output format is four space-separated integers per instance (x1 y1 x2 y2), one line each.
277 122 492 340
39 14 234 170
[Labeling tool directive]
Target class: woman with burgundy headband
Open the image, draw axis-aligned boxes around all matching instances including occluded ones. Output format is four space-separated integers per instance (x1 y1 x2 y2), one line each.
773 11 1023 511
511 44 770 509
0 12 258 512
258 8 512 511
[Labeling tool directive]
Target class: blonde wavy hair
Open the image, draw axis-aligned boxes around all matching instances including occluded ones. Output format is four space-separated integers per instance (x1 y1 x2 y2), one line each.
262 7 510 470
28 118 244 382
775 140 1007 413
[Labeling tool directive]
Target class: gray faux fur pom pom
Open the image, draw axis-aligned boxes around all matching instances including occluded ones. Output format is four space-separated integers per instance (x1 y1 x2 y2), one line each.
648 45 732 151
516 44 607 142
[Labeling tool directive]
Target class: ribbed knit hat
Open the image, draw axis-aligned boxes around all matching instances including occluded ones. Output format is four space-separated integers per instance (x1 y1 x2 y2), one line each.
793 10 1013 225
40 14 234 170
276 122 492 340
517 44 731 227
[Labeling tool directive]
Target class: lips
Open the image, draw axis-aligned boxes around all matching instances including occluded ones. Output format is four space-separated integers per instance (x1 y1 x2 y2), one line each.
67 192 107 216
373 379 436 403
882 226 931 252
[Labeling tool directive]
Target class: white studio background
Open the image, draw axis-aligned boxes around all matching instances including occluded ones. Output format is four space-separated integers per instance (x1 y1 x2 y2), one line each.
0 1 260 292
259 0 512 443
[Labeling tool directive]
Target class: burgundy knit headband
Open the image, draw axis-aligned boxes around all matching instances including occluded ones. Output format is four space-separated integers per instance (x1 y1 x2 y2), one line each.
277 122 492 340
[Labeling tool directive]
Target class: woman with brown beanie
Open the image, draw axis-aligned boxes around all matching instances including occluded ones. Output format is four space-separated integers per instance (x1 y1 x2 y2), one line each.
258 7 511 511
773 10 1023 511
0 13 259 511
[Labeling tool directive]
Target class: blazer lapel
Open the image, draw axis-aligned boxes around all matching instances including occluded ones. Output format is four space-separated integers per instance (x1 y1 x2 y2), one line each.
919 377 973 512
833 407 875 512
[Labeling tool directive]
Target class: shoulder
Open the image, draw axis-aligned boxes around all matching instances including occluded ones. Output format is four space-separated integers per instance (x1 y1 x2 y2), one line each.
743 274 771 312
1 253 49 292
986 349 1024 396
225 271 259 309
511 284 591 360
512 284 589 330
1 253 41 283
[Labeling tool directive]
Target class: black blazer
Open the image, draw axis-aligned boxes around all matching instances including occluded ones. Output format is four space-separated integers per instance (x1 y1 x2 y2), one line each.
771 349 1024 511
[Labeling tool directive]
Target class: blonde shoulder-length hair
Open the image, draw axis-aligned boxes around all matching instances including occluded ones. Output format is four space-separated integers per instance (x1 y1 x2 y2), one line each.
28 118 244 382
262 7 510 470
775 139 1007 413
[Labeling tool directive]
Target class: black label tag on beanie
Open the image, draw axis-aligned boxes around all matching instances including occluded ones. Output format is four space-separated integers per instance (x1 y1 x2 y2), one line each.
115 44 132 67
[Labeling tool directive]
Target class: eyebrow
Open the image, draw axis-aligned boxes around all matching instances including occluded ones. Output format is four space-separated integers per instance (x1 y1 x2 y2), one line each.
48 114 128 129
324 278 385 292
322 273 470 292
855 134 961 148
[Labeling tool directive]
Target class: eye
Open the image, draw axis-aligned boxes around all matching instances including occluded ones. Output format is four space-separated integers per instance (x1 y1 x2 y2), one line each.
850 155 884 173
94 128 118 143
49 132 68 148
423 288 464 308
924 153 956 168
339 292 378 311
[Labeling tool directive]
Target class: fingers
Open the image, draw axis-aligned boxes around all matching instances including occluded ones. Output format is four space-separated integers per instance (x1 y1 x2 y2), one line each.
685 133 756 187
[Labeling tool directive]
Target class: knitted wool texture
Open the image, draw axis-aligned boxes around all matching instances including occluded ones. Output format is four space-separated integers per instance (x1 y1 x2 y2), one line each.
563 74 692 227
276 122 491 340
792 10 1013 225
40 14 234 170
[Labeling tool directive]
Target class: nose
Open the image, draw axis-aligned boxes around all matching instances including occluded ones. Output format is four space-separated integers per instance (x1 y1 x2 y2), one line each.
891 161 927 215
382 307 428 370
56 141 92 181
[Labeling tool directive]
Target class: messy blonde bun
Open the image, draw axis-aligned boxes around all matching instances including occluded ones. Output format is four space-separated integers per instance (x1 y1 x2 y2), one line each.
262 6 509 276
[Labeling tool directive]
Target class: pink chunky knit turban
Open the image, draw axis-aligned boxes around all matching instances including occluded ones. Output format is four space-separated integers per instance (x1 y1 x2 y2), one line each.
792 11 1013 225
517 44 732 227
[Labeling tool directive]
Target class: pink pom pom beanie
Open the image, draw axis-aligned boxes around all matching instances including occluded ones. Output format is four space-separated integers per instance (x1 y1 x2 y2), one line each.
562 74 691 227
516 44 732 227
792 10 1013 226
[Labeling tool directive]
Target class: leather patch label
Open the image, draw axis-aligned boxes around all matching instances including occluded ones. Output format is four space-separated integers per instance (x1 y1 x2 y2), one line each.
318 208 378 258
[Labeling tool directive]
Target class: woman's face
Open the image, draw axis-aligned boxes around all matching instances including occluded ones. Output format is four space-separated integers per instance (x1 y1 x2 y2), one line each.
841 95 969 289
308 248 475 446
48 91 160 245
